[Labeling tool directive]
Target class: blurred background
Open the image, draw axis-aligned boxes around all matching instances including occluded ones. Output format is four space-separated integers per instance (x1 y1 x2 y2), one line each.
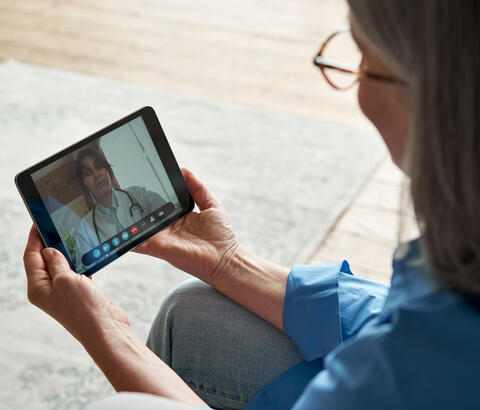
0 0 405 283
0 0 412 409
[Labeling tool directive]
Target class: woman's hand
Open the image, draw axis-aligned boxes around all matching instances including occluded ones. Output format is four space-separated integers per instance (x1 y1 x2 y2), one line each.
136 168 288 330
134 168 241 286
23 226 129 344
23 226 208 405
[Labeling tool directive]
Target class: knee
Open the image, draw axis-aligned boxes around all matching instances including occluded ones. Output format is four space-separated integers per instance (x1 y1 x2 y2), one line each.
155 278 217 324
146 278 218 361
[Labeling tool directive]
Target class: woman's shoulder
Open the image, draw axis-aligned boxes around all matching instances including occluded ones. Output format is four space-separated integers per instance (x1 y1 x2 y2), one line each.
360 283 480 359
122 186 148 197
384 289 480 343
122 186 166 205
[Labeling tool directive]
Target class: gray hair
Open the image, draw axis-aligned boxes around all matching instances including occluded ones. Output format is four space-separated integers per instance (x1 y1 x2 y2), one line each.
347 1 480 293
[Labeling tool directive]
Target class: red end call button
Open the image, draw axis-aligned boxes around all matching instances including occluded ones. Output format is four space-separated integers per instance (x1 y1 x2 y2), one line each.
130 225 138 235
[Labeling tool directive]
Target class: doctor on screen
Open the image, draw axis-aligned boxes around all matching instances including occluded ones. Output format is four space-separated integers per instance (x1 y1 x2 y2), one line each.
74 147 167 269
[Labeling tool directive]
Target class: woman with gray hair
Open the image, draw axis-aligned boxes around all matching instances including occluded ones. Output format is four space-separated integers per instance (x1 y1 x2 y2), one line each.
23 1 480 409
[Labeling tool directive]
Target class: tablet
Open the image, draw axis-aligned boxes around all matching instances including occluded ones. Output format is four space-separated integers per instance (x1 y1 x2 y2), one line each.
15 106 194 276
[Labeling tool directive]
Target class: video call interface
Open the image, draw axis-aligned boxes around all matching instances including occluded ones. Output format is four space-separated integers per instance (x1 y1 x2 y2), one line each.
31 116 182 274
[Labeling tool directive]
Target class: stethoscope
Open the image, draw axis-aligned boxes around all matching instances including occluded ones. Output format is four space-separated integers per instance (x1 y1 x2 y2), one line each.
92 189 144 240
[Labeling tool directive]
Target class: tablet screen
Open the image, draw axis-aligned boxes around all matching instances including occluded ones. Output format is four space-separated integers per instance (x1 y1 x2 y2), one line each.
18 108 192 275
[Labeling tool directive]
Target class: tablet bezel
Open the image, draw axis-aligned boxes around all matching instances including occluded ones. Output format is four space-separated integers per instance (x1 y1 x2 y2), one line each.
15 106 194 276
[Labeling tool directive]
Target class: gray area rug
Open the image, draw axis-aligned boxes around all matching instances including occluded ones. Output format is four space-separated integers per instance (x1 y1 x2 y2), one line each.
0 60 384 409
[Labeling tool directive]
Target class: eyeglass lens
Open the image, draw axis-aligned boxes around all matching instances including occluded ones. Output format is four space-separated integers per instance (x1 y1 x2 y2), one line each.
321 31 362 90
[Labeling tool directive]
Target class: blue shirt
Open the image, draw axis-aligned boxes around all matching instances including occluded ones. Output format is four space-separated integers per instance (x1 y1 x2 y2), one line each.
246 238 480 410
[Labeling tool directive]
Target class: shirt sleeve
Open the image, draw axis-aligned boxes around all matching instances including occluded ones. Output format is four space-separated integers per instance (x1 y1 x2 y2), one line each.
283 262 389 361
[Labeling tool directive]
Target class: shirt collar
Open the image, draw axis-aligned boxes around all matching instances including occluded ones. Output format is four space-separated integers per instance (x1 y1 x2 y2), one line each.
94 189 119 217
384 237 442 310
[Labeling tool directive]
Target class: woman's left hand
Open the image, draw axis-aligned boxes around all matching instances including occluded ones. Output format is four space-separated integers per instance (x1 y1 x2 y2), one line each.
23 225 208 404
23 225 129 344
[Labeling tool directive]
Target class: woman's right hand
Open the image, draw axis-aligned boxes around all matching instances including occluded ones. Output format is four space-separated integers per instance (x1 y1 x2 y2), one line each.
133 168 242 285
137 168 289 331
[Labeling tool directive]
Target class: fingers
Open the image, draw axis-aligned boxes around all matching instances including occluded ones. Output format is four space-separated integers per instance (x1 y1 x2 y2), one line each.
24 225 44 256
181 168 222 211
41 248 73 279
131 241 148 254
24 225 46 274
131 228 169 256
24 226 72 278
24 225 52 306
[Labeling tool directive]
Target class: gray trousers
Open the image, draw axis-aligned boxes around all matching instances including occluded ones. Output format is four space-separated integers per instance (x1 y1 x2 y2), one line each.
146 279 304 409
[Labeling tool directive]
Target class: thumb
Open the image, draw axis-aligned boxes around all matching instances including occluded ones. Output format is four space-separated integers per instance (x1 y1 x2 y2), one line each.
181 168 222 211
41 248 72 279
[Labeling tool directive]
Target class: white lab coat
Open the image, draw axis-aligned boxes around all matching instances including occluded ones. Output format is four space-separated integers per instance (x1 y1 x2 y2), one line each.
75 186 167 271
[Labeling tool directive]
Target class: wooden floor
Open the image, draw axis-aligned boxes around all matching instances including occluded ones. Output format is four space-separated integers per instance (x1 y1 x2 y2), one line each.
0 0 412 284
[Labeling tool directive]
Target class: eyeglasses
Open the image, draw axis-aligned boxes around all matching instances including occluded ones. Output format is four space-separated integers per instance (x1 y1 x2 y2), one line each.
313 28 405 90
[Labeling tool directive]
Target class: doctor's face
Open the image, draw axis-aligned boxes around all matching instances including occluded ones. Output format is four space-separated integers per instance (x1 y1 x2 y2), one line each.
80 155 112 200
